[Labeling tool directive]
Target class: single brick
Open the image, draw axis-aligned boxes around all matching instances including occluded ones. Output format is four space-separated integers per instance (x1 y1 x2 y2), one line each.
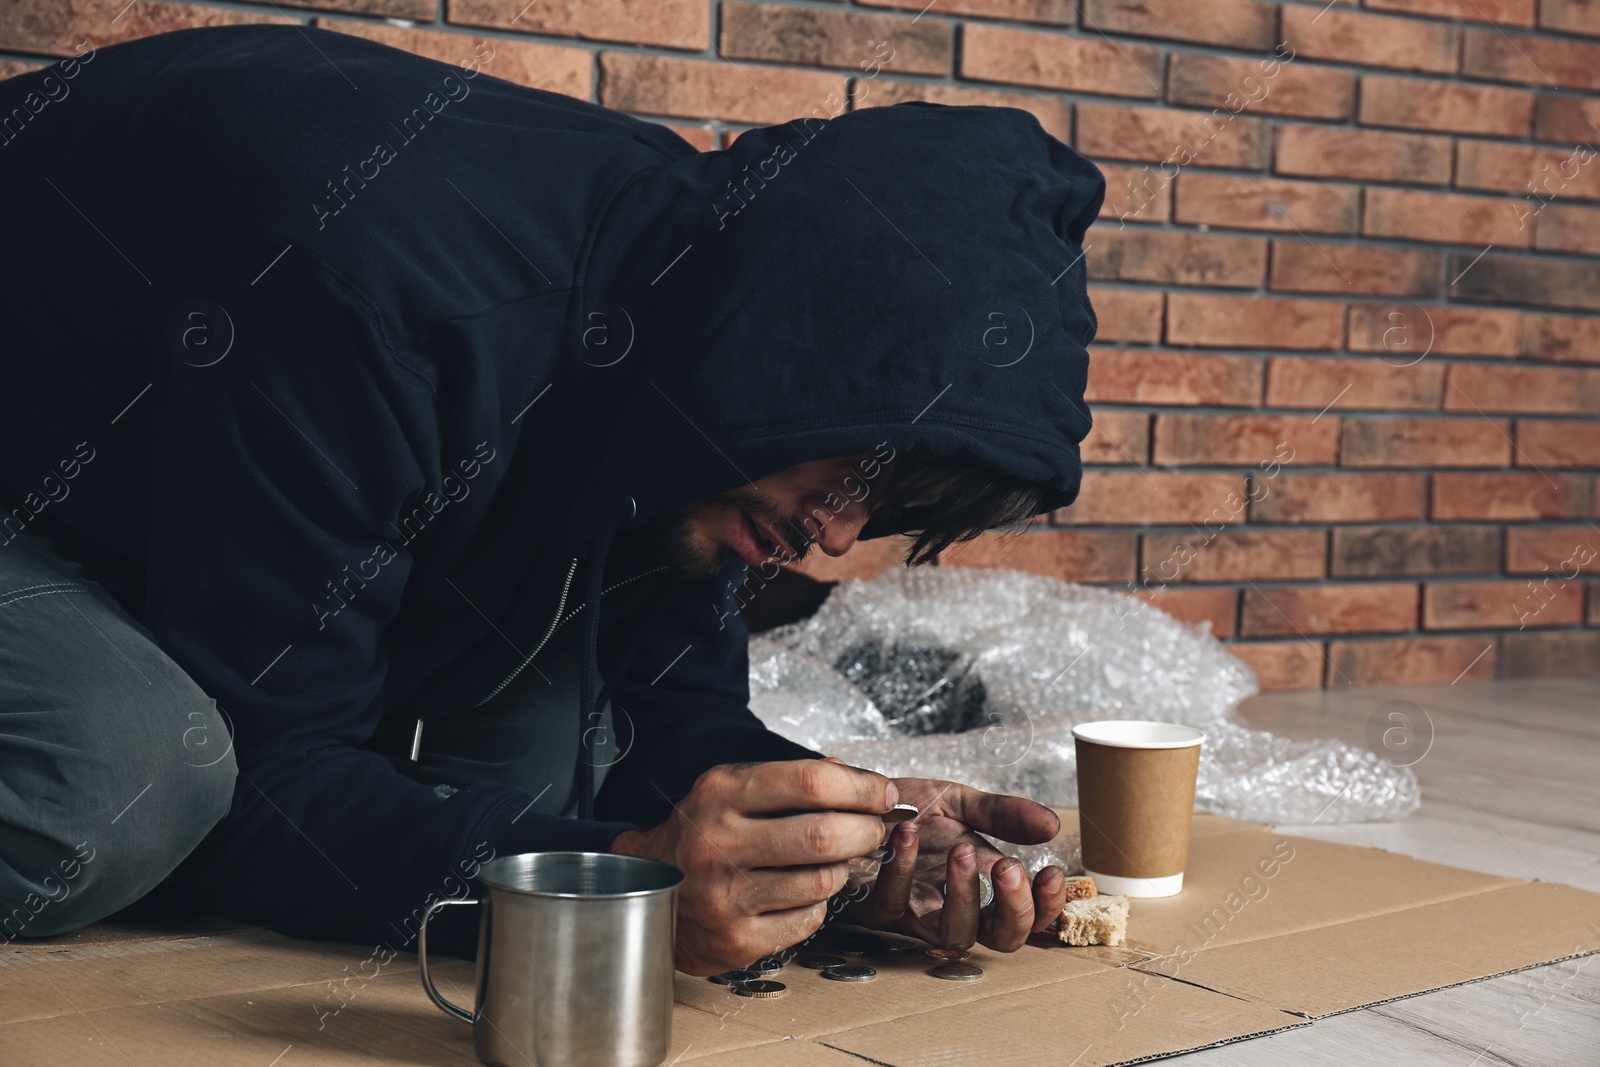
1141 528 1326 583
1175 173 1360 235
1080 409 1151 464
1241 583 1419 637
1348 305 1521 358
271 0 435 18
1540 0 1600 36
451 0 708 49
1082 0 1276 49
1265 356 1445 411
1075 103 1269 169
1227 640 1327 689
1153 413 1338 466
663 124 718 152
1053 471 1248 525
1251 473 1428 523
1365 0 1533 24
1340 416 1512 467
1536 204 1600 256
961 23 1162 99
1504 524 1599 573
1522 314 1600 364
1167 293 1344 350
1445 363 1600 416
1449 253 1600 313
1360 76 1533 138
1424 579 1583 628
1331 525 1501 577
1087 286 1164 344
1363 188 1532 248
3 1 288 56
1534 95 1600 145
1100 162 1174 225
720 2 951 76
940 529 1136 582
794 536 909 582
1515 419 1600 466
1328 635 1499 687
1167 53 1355 121
316 18 590 99
599 54 847 126
1462 29 1600 91
1269 242 1442 298
1283 6 1460 74
1084 350 1263 406
856 0 1075 23
0 59 48 79
853 79 1070 141
1275 125 1451 185
1128 585 1239 637
1456 140 1600 201
934 527 1139 585
1089 230 1267 288
1431 471 1591 519
1501 631 1600 678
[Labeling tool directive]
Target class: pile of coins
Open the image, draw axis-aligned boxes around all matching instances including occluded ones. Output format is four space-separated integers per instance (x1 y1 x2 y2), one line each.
707 932 987 996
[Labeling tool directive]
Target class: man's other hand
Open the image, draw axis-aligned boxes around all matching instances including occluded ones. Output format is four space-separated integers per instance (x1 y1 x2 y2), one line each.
610 759 895 976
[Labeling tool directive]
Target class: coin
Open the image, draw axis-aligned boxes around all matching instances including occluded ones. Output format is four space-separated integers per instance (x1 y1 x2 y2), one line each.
881 803 920 825
931 963 984 982
734 980 787 998
749 956 785 976
800 954 849 969
925 948 970 962
832 937 876 956
939 871 995 910
875 936 922 954
821 964 878 983
710 968 759 985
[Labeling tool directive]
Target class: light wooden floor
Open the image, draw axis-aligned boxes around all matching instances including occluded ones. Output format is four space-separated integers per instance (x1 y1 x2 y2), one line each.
1166 676 1600 1067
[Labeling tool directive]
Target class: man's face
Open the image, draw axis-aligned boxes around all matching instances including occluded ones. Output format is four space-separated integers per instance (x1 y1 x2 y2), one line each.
654 455 883 577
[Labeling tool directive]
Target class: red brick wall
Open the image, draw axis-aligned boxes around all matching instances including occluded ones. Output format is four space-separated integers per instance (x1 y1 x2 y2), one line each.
4 0 1598 690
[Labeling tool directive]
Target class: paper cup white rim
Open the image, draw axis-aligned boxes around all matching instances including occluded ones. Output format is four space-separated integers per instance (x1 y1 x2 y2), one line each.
1071 720 1206 750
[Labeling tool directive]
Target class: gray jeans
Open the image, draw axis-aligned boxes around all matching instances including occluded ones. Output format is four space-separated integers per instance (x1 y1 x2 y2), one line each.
0 525 238 941
0 522 609 941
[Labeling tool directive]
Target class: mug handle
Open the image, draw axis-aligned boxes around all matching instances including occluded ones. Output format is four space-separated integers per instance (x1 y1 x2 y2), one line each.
419 897 480 1023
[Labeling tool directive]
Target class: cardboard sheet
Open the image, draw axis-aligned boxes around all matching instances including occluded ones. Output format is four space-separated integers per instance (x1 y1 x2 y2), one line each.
4 812 1596 1066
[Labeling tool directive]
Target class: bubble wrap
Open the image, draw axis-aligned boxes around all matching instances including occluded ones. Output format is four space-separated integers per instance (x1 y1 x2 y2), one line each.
751 567 1419 834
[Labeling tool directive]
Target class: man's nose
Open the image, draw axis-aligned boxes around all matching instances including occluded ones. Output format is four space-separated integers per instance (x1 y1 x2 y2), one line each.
801 498 868 557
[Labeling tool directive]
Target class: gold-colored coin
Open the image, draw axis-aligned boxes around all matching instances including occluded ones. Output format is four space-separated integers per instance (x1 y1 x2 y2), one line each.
924 948 970 962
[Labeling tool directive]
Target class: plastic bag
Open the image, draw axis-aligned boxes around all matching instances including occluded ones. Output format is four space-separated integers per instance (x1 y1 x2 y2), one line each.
750 567 1419 833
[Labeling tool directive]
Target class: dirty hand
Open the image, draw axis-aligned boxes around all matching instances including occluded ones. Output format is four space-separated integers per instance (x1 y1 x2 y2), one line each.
610 758 896 977
837 766 1068 954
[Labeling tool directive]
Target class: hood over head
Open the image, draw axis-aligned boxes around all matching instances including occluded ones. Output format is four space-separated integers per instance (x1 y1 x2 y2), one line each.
564 100 1105 546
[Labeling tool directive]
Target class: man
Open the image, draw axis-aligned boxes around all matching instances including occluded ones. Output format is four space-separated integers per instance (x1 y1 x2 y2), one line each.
0 25 1104 974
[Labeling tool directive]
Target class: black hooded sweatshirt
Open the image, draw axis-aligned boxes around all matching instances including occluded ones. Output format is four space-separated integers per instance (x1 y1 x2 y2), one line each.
0 26 1103 957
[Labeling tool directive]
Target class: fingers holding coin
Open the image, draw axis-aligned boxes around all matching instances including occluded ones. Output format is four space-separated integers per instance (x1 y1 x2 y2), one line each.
935 842 982 952
977 856 1035 952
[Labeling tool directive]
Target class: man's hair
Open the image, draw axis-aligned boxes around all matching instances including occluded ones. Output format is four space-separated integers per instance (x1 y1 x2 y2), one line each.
864 445 1048 567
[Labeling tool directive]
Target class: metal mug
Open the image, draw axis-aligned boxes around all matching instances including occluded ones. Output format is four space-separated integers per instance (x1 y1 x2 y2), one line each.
419 851 685 1067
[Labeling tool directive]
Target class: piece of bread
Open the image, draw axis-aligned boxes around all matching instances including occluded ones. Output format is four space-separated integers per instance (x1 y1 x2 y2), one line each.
1056 894 1128 947
1061 876 1098 902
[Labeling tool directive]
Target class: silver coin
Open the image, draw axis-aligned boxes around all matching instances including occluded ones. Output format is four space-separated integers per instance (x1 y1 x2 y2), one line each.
821 964 878 983
800 954 849 969
710 968 759 985
931 963 984 982
881 803 920 825
734 979 788 998
749 957 785 976
940 871 995 909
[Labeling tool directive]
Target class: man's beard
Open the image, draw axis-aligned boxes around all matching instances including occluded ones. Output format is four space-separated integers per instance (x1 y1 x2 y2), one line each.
647 486 816 578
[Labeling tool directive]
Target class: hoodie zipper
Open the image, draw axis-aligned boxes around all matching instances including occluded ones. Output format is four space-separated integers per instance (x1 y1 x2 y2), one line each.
469 560 669 709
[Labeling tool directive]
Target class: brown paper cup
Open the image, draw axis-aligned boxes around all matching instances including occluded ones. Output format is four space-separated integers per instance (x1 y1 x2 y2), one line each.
1072 720 1204 898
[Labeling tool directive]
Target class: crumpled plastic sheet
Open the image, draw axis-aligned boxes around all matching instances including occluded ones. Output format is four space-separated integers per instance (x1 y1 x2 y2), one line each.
749 568 1419 872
